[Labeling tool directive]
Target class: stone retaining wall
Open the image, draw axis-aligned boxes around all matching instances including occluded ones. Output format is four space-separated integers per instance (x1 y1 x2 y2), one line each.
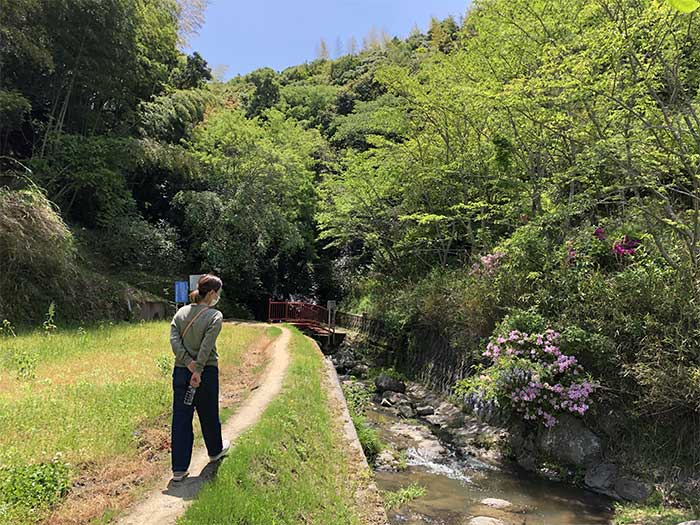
336 313 478 396
390 325 480 396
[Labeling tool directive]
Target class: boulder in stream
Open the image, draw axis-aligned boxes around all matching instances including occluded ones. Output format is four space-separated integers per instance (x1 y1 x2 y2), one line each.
423 402 464 429
416 405 435 416
584 462 618 492
468 517 506 525
374 448 401 471
479 498 513 510
332 349 357 373
388 422 446 458
375 373 406 394
381 391 411 405
536 414 602 467
398 404 416 419
614 477 652 501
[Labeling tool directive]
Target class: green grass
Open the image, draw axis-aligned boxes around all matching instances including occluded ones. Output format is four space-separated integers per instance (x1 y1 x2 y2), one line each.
342 381 373 415
0 321 268 524
341 381 383 463
613 502 699 525
351 413 383 463
265 325 282 338
179 328 362 525
383 483 427 510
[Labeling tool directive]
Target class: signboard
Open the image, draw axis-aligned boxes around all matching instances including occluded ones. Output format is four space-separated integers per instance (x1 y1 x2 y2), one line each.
175 281 189 303
189 274 205 291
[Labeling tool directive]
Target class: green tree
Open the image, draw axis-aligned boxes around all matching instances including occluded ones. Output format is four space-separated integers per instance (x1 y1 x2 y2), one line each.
172 51 212 89
181 108 326 301
245 68 281 118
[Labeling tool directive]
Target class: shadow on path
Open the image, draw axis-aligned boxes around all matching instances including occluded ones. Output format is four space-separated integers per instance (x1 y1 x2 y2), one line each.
161 460 222 501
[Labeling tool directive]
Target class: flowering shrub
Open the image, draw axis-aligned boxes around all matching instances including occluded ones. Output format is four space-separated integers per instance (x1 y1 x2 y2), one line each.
455 329 595 428
586 227 644 270
470 252 505 276
612 235 641 257
593 227 641 256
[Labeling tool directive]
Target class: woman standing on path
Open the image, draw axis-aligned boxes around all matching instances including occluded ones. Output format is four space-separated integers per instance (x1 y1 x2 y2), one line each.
169 274 230 482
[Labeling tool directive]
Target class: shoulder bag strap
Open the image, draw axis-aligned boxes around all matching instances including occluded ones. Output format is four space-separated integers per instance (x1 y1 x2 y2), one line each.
181 305 209 339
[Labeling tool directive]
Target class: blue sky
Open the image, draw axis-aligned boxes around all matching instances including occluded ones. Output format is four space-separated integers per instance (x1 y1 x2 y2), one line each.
188 0 470 79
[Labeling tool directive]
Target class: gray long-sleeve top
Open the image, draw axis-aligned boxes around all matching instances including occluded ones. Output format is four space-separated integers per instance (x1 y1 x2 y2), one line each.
170 304 223 373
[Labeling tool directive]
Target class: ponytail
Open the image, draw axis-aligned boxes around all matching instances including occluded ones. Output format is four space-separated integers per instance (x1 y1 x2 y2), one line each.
189 274 223 304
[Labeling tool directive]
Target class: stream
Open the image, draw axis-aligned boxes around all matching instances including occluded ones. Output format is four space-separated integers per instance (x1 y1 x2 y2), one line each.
352 379 615 525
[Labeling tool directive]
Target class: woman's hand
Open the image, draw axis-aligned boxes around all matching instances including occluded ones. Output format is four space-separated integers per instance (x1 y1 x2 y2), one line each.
190 371 201 388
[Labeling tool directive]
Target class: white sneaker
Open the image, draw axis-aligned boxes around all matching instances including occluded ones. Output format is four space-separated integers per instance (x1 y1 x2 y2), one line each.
209 440 230 462
171 471 189 482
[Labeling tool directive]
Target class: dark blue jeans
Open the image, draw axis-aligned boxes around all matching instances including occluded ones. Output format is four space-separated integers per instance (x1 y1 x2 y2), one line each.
171 366 224 472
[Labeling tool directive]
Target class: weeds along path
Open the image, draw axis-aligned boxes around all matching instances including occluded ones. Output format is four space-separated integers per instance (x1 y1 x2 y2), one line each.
116 325 291 525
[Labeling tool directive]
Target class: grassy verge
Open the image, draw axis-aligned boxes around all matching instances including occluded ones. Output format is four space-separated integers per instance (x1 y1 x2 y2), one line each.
613 502 699 525
0 321 269 524
179 328 363 525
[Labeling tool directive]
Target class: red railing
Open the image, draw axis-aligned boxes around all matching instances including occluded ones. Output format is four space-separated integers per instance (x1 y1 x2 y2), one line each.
268 300 330 328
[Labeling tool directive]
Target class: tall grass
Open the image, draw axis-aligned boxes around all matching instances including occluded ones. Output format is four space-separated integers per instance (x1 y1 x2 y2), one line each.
0 321 266 524
179 328 362 525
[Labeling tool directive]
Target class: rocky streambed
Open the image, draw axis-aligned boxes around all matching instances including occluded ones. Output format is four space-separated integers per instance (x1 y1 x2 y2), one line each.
334 353 615 524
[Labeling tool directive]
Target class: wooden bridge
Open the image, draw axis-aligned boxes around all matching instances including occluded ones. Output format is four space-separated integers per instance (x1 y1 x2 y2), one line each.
267 299 342 346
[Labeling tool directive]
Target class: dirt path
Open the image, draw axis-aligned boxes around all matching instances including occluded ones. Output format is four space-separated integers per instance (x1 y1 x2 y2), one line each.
116 325 291 525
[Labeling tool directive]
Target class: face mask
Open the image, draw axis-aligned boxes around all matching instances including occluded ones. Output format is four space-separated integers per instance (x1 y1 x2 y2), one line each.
209 292 220 307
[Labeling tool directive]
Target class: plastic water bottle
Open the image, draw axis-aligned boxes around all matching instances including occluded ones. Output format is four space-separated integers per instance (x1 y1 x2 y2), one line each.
184 385 197 406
